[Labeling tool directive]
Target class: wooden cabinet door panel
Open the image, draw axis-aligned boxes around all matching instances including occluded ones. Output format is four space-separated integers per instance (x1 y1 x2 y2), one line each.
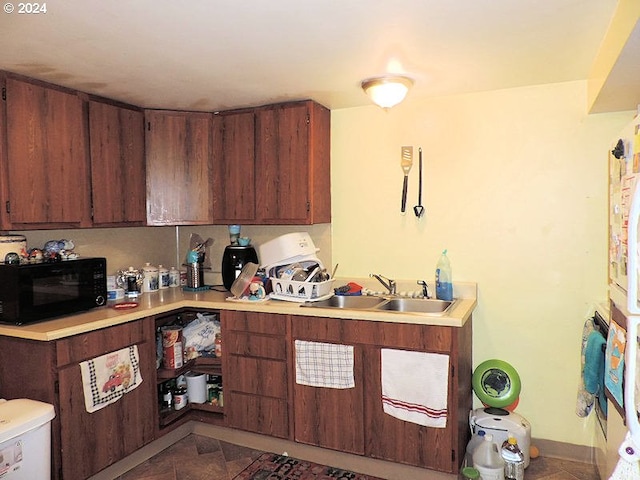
225 331 287 360
292 315 452 352
5 77 90 226
292 315 366 453
89 99 146 225
212 111 256 222
362 345 455 472
57 338 156 480
255 103 310 223
226 392 289 438
226 356 287 396
55 317 152 367
145 110 213 225
293 346 365 454
223 310 287 335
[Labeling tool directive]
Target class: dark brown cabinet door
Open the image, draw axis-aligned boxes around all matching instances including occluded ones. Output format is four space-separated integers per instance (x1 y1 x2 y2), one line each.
212 111 256 222
291 316 365 454
222 310 290 438
363 320 472 473
4 76 91 227
255 101 331 224
145 110 213 225
89 99 146 225
56 318 157 480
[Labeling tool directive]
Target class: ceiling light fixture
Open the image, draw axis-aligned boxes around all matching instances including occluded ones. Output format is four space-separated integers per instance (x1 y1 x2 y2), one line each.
361 75 414 109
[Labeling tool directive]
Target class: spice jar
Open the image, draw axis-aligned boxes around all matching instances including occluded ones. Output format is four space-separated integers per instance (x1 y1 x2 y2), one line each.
214 333 222 357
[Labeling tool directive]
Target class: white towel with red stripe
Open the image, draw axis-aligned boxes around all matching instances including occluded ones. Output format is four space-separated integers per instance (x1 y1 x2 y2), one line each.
381 349 449 428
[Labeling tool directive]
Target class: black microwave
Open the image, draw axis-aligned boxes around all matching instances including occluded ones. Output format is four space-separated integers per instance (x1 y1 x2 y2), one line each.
0 257 107 325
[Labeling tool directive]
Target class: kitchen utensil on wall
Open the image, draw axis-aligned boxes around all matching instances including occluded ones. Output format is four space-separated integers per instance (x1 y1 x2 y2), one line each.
414 147 425 218
400 146 413 214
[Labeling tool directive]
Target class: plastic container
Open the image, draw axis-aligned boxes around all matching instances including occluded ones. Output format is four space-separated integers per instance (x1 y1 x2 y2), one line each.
501 434 525 480
472 433 505 480
465 429 486 467
0 398 55 479
436 249 453 301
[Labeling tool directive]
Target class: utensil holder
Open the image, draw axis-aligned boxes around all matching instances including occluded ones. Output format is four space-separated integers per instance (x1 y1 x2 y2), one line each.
186 263 204 288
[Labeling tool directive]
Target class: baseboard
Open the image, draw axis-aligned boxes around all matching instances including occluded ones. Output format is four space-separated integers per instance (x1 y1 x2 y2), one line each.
532 437 595 464
86 423 596 480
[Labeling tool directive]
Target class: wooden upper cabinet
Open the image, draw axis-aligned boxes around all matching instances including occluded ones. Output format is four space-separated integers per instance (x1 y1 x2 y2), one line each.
145 110 213 225
4 75 91 228
89 99 146 226
255 100 331 225
212 111 256 222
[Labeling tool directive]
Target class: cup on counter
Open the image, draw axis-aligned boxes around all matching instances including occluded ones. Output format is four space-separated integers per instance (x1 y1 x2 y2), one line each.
228 225 241 245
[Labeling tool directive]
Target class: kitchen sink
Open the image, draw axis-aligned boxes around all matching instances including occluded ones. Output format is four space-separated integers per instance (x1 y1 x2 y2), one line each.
303 295 387 309
373 297 454 314
302 295 456 316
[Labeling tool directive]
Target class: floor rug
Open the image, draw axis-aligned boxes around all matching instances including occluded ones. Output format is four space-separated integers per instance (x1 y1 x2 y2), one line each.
233 452 385 480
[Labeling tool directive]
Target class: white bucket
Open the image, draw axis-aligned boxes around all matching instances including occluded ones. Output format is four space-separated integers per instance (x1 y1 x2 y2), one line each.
0 235 26 263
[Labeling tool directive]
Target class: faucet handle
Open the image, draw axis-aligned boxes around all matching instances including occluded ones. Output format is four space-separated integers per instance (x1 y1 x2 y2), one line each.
417 280 430 299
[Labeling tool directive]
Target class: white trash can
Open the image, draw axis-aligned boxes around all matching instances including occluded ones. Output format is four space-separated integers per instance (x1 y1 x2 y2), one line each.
0 398 55 479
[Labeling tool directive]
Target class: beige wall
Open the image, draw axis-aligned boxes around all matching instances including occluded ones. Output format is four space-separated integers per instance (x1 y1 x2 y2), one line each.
330 80 633 446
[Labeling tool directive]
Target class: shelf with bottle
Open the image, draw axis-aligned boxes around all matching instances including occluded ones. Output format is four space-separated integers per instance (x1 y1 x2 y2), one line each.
158 373 224 428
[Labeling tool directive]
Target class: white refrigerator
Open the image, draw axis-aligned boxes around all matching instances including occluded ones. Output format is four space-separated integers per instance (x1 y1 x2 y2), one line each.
608 111 640 479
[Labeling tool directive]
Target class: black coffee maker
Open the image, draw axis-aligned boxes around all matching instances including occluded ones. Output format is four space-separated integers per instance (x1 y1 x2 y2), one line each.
222 245 259 290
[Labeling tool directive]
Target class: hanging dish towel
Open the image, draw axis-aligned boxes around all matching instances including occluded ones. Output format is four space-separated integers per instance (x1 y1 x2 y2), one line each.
80 345 143 413
381 348 449 428
576 317 596 417
295 340 355 389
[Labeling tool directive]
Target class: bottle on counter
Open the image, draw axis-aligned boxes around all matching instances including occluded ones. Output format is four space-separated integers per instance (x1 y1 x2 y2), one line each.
501 433 525 480
472 433 505 480
435 249 453 301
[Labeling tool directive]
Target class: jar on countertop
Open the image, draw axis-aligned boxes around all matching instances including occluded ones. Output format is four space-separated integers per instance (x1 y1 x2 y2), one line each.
142 262 159 293
159 264 170 289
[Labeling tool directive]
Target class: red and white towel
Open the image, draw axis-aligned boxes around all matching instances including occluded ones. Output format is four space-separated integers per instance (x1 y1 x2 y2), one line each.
80 345 143 413
381 349 449 428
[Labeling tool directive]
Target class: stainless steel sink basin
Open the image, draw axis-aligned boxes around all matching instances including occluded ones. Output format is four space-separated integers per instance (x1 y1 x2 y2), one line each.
303 295 387 309
302 295 456 316
374 298 454 314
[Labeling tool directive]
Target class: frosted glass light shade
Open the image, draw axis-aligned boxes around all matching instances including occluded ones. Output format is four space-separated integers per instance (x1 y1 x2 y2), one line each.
361 76 413 109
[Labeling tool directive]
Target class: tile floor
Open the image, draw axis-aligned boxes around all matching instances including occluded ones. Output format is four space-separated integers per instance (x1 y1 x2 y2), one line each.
115 434 601 480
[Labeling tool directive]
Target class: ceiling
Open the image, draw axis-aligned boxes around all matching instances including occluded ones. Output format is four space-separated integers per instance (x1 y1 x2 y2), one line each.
0 0 634 112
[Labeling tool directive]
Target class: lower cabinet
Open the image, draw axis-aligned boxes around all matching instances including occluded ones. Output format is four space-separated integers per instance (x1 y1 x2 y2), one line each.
290 314 473 474
0 308 471 478
0 317 157 480
221 310 290 439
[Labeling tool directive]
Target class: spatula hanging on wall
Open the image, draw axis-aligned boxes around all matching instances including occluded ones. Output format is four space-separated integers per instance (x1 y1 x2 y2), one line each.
400 146 413 214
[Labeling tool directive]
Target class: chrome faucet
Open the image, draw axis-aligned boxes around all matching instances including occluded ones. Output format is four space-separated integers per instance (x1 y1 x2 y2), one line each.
370 274 396 295
417 280 431 299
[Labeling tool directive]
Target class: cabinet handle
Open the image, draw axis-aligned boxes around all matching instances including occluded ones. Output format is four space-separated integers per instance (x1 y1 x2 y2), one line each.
5 201 9 214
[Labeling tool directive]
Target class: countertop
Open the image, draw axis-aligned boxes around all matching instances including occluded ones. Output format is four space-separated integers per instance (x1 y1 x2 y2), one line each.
0 280 477 341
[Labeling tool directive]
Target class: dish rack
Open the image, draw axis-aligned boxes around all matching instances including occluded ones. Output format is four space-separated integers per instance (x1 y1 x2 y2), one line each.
269 277 335 302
